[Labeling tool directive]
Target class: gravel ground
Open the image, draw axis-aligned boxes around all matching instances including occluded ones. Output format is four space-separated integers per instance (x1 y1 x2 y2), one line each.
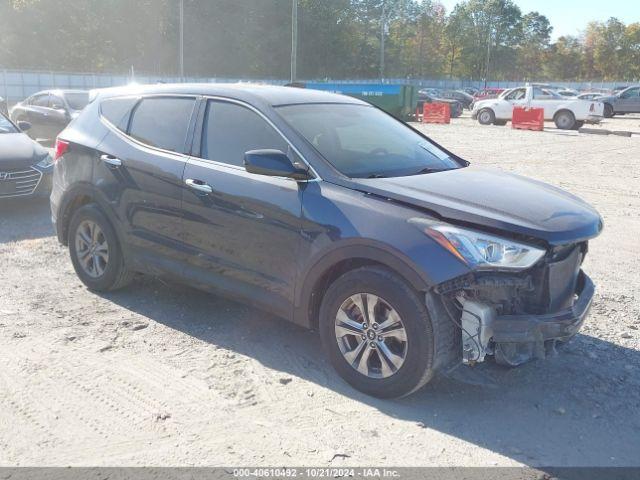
0 113 639 467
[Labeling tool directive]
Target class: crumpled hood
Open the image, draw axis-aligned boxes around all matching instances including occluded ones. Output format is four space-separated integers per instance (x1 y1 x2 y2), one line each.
351 166 603 245
0 133 48 169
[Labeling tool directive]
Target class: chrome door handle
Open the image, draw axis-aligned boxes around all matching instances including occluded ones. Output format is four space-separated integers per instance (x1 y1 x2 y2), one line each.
100 154 122 167
185 178 213 194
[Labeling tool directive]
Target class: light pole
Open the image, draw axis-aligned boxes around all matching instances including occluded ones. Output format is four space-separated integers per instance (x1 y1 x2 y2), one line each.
291 0 298 83
179 0 184 78
485 26 491 88
380 0 386 80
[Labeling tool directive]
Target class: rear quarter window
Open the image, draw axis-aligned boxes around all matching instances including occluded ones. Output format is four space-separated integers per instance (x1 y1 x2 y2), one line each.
100 97 139 132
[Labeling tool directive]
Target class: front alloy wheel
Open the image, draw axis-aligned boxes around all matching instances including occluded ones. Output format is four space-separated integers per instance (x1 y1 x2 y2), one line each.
319 266 453 398
335 293 408 379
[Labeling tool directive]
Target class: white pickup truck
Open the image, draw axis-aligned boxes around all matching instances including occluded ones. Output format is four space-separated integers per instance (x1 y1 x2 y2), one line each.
471 85 604 129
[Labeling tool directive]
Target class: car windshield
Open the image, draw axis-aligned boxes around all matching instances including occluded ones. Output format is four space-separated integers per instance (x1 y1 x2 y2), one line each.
0 113 18 134
64 92 90 110
277 104 461 178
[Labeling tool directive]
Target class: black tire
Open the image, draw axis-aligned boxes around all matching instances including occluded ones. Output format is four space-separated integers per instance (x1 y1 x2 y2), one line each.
319 266 453 398
603 103 614 118
68 203 133 291
450 103 463 118
554 110 576 130
477 108 495 125
493 120 508 126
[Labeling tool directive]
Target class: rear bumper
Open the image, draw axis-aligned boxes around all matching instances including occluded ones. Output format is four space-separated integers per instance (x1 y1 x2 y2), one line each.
491 271 594 343
585 114 603 124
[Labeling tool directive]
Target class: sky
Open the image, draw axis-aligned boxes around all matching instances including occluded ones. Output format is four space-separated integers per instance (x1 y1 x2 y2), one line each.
436 0 639 39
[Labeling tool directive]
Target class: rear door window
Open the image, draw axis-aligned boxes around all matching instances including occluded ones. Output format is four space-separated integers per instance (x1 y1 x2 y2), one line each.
100 97 139 132
201 100 288 167
128 97 196 153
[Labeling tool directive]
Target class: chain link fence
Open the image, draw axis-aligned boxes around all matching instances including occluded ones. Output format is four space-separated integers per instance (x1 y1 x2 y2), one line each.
0 67 633 109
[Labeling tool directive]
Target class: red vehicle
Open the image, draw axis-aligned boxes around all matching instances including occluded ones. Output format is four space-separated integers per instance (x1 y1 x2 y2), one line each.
473 87 505 101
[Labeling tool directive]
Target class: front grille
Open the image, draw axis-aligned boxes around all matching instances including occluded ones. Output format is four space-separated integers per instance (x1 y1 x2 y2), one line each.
0 167 42 197
520 244 584 314
456 242 587 316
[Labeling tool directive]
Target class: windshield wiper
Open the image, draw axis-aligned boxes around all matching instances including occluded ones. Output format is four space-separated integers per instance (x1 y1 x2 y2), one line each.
367 173 388 178
410 167 441 175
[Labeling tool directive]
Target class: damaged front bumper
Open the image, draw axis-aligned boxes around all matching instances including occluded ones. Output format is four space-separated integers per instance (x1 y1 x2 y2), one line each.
491 270 594 344
452 268 594 367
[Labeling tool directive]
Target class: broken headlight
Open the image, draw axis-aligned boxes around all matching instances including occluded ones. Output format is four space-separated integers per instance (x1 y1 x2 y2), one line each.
410 218 545 271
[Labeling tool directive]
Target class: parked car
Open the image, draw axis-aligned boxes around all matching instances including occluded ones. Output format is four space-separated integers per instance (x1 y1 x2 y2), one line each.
596 86 640 117
419 88 441 97
10 89 90 144
462 87 479 96
52 84 602 398
556 89 579 98
612 85 629 93
438 89 474 109
0 111 53 199
417 91 464 118
473 87 505 101
577 92 603 101
472 85 604 129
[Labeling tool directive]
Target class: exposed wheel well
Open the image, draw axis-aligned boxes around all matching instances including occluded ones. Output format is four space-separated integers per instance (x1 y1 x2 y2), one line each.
60 194 93 245
306 258 421 330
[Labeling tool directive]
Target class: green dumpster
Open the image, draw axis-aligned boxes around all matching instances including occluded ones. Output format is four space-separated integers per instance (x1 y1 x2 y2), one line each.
303 83 418 120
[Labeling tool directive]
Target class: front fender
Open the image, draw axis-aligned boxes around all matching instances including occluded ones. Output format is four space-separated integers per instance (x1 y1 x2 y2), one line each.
293 181 472 328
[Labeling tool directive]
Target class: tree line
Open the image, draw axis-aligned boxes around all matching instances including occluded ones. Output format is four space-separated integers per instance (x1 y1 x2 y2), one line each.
1 0 638 82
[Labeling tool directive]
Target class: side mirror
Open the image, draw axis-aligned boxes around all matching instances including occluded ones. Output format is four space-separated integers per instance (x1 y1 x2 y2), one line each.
244 149 311 181
17 121 31 132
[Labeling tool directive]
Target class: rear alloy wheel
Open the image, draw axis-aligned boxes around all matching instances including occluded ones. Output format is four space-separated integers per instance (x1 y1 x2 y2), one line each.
319 266 451 398
554 111 576 130
75 220 109 278
477 108 495 125
69 204 134 291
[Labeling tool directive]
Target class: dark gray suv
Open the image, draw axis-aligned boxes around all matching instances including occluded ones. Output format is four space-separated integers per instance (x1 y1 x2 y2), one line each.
51 84 602 398
598 86 640 117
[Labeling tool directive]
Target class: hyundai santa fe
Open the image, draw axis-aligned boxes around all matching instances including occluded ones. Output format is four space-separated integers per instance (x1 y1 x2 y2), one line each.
51 84 602 398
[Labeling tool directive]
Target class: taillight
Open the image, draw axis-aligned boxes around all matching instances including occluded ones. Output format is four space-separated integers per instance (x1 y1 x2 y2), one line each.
590 103 595 112
54 138 69 162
